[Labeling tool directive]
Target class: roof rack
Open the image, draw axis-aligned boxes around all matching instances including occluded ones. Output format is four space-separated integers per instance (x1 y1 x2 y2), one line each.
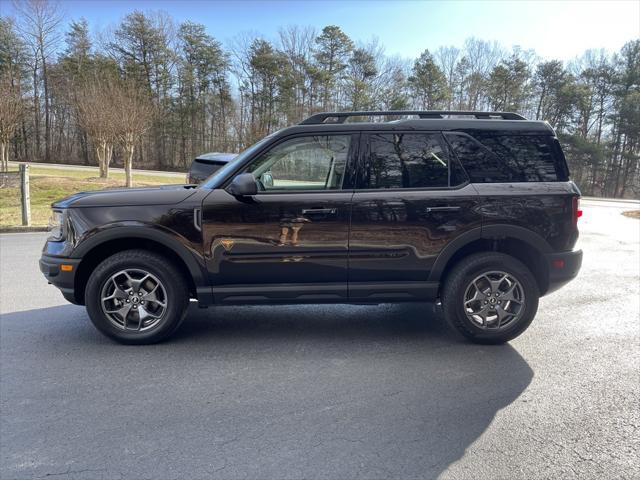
299 110 527 125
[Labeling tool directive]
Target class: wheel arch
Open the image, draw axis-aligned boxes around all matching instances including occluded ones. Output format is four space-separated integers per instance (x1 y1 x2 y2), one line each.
72 226 205 305
429 225 552 296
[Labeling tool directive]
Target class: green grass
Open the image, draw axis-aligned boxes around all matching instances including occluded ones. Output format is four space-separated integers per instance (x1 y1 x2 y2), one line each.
1 166 183 227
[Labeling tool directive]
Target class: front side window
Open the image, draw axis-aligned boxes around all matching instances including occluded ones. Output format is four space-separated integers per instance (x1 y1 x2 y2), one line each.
362 133 460 189
246 135 351 191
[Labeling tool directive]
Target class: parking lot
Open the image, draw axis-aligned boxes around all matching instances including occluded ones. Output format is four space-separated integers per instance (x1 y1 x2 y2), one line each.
1 199 638 479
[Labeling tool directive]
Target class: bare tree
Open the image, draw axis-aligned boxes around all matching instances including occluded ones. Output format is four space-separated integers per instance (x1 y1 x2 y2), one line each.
13 0 63 163
75 78 117 178
110 80 154 187
278 25 317 121
0 74 24 172
434 46 461 108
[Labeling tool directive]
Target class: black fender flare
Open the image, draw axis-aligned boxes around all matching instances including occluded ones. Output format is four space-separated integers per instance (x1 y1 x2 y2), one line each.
428 224 553 282
71 223 207 288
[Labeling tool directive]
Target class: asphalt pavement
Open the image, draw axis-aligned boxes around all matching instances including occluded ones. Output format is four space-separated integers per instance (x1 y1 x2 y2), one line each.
0 201 638 479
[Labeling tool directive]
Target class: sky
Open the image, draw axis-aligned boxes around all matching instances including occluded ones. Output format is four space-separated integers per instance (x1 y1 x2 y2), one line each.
1 0 639 61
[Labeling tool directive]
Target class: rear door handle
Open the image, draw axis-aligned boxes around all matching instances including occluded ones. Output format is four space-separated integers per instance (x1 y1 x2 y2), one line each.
301 208 337 215
425 206 461 213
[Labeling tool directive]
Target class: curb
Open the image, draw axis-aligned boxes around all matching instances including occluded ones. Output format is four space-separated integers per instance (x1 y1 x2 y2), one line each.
582 196 640 204
0 226 49 233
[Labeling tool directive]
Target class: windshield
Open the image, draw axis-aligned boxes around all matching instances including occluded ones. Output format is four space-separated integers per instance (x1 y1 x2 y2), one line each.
199 133 277 189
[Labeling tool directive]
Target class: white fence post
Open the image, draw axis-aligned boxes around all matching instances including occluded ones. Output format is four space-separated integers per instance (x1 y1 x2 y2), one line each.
20 164 30 226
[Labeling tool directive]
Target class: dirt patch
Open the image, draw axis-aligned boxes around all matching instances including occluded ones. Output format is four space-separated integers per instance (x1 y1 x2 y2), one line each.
622 210 640 219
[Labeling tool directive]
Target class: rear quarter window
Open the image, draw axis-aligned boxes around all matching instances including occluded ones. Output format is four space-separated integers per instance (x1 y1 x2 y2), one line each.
445 132 568 183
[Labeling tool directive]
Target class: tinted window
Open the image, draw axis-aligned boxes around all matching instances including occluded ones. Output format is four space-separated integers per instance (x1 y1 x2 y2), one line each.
445 132 566 183
363 133 461 189
247 135 350 191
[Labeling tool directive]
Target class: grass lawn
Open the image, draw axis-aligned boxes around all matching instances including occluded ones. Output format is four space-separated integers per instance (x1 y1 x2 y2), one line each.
0 166 183 228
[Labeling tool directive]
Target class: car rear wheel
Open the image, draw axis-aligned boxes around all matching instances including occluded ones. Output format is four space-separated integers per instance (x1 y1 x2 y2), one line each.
441 252 539 344
85 250 189 344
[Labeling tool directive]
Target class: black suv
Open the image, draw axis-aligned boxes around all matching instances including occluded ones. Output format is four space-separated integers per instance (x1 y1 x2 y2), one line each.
40 110 582 345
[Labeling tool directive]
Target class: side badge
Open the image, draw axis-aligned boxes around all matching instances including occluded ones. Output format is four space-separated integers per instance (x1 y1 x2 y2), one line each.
221 239 234 251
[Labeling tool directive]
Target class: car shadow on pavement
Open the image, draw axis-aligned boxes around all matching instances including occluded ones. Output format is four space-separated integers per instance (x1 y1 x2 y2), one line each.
1 303 533 479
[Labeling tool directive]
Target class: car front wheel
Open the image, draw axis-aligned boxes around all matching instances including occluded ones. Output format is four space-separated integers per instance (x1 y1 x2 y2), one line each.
85 250 189 344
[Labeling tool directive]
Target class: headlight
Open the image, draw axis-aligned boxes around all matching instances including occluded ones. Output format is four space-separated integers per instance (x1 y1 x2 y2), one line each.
48 210 65 240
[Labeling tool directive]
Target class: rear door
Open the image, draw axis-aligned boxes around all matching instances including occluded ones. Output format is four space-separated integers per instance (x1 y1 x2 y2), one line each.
348 131 482 301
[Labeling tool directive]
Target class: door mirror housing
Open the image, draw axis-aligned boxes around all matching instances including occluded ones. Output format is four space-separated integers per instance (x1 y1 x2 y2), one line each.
226 173 258 197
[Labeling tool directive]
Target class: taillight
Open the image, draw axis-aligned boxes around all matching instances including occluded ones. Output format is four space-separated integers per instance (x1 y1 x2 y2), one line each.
572 196 582 227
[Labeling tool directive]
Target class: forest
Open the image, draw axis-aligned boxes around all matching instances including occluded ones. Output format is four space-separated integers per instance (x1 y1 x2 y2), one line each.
0 0 638 197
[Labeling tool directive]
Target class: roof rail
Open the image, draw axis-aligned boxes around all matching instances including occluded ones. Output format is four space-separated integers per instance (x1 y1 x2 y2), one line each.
299 110 527 125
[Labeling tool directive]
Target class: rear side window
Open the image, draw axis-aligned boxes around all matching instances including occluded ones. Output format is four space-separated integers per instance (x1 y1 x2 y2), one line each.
445 132 568 183
361 133 467 189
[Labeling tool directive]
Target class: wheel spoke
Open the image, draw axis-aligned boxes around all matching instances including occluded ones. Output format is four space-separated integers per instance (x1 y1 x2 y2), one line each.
488 274 507 294
105 303 133 328
500 283 520 302
142 288 166 308
464 289 483 305
137 306 159 329
474 277 490 296
494 304 513 328
130 274 151 293
476 304 491 326
103 283 129 301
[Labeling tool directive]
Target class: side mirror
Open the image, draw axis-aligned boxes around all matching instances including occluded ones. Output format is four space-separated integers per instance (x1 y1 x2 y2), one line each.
226 173 258 197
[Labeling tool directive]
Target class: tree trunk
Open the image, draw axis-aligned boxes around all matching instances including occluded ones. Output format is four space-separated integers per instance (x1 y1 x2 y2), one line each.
536 86 546 120
125 137 134 188
41 46 50 163
96 141 105 178
105 144 113 179
0 141 7 172
32 59 41 161
81 131 89 166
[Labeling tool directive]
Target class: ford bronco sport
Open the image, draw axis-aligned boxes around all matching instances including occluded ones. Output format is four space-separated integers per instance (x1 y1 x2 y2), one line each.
40 110 583 345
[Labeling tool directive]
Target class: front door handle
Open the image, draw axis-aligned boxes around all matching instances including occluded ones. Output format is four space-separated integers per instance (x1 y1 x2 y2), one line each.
425 206 461 213
301 208 337 215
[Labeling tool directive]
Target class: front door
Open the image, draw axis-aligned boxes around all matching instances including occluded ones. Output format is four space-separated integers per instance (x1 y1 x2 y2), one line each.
201 133 357 303
348 131 481 301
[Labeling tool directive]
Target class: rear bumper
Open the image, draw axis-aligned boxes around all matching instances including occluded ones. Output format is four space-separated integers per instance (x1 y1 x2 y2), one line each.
544 249 582 295
39 255 82 304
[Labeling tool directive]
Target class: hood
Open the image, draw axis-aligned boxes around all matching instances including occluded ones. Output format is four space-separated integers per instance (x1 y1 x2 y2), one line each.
53 184 199 208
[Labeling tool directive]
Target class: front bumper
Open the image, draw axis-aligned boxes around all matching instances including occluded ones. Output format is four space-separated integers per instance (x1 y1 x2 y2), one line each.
544 249 583 295
39 255 82 304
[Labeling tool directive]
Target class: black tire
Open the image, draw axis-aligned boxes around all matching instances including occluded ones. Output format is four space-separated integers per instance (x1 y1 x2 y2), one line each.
441 252 539 344
85 249 189 344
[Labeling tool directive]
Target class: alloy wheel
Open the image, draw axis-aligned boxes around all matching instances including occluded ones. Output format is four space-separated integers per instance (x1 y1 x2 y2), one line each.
100 269 168 332
463 270 525 330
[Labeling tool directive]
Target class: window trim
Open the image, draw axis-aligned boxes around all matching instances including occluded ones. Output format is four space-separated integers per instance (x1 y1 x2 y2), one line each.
221 132 360 195
356 131 469 192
